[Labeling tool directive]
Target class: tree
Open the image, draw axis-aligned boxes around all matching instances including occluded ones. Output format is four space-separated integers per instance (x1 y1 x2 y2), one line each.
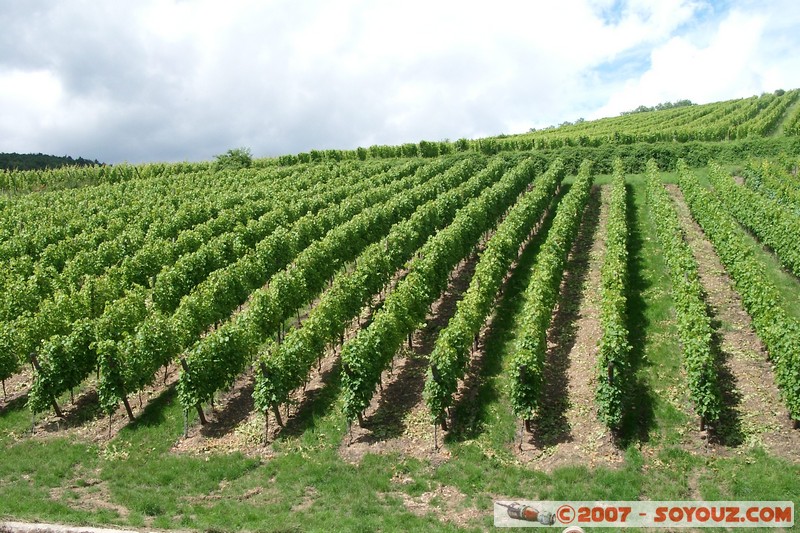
418 140 439 158
214 147 253 170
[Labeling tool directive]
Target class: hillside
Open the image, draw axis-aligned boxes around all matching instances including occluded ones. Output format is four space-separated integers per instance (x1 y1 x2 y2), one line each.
272 88 800 166
512 88 800 145
0 90 799 532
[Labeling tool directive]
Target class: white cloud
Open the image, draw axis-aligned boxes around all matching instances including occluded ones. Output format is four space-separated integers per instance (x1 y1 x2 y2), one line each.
593 2 800 116
0 70 63 132
0 0 796 162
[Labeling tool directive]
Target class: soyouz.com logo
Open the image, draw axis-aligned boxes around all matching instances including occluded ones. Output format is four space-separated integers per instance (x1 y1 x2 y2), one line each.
493 501 794 528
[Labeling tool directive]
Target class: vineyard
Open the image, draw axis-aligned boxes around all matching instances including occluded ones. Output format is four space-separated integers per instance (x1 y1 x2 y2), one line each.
1 90 800 531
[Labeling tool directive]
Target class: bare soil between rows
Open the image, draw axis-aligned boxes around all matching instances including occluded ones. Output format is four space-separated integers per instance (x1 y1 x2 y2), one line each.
515 184 624 470
0 367 33 410
666 184 800 460
338 242 486 464
378 479 485 529
15 362 183 446
172 262 409 457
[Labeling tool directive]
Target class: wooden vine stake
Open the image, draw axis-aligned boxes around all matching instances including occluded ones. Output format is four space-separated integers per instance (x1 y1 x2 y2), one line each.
271 404 284 428
121 396 135 422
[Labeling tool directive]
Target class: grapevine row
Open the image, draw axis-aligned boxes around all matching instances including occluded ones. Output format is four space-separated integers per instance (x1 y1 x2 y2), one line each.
28 288 148 415
96 158 443 415
706 160 800 278
150 161 418 313
736 89 800 137
422 159 566 428
645 160 721 427
162 161 428 350
508 160 594 422
0 166 313 331
743 159 800 212
678 161 800 423
23 162 416 414
0 173 220 302
176 156 483 413
1 164 340 322
595 159 632 430
0 159 214 194
783 101 800 136
340 156 542 422
0 164 282 265
252 157 513 419
2 164 341 387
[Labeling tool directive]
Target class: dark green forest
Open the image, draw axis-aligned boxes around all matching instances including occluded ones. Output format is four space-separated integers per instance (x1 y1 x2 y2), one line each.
0 152 101 171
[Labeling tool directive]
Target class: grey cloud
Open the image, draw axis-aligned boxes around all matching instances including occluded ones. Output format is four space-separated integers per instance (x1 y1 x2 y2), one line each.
2 0 787 164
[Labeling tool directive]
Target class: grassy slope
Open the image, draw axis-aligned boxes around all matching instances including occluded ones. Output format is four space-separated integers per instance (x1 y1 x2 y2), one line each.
1 169 798 532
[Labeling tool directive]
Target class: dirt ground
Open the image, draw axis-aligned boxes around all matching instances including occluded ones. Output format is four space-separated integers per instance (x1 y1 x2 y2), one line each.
171 370 275 459
0 366 33 410
19 362 182 446
513 185 624 470
1 521 139 533
378 477 485 529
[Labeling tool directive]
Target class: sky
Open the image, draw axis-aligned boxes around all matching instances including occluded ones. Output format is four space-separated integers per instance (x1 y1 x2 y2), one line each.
1 0 799 164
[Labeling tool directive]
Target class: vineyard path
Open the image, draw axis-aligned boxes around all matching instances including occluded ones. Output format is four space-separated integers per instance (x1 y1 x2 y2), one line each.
520 184 623 470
